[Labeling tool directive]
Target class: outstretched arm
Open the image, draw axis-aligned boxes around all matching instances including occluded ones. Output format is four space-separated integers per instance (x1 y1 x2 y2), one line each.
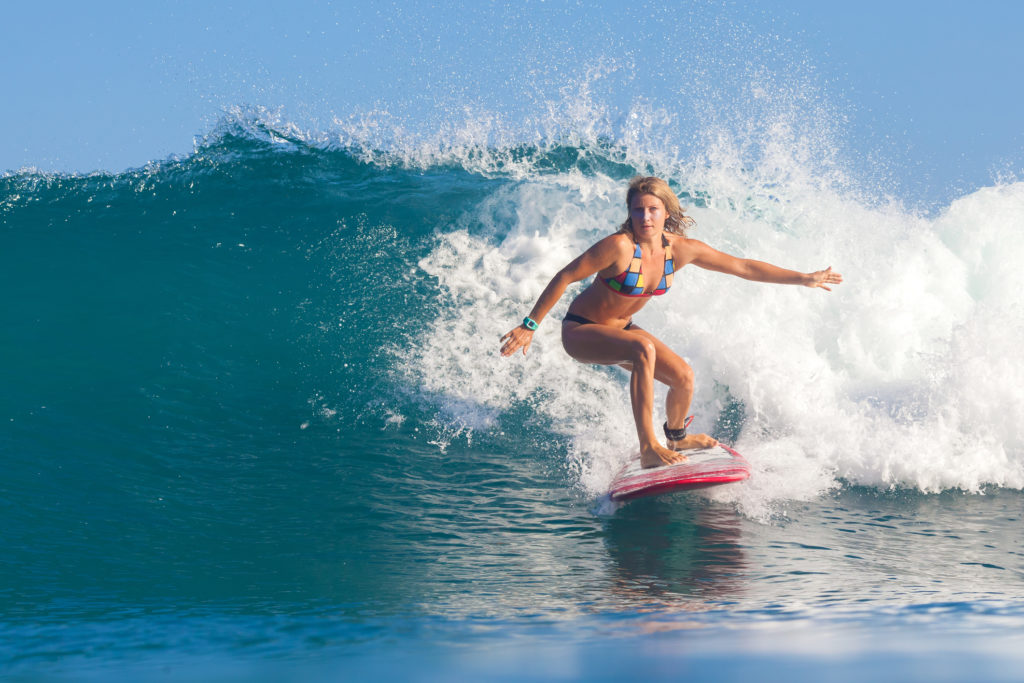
687 240 843 291
499 236 622 356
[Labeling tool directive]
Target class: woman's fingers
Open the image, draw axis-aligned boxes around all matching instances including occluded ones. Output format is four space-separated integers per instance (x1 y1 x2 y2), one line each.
500 330 520 355
500 327 534 356
809 266 842 290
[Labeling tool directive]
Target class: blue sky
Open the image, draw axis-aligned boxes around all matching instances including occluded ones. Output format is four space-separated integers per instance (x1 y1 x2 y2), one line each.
4 1 1022 207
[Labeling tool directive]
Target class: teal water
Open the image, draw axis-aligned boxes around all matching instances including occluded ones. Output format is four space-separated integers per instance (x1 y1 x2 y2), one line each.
3 128 1024 680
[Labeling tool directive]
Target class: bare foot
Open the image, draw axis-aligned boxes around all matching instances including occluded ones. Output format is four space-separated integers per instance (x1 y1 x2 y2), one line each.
667 432 718 452
640 443 687 469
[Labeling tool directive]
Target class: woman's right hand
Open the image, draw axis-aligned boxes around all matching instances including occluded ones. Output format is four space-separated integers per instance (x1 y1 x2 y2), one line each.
500 325 534 357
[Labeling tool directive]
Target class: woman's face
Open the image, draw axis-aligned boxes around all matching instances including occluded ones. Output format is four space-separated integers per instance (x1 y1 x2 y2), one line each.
629 193 667 238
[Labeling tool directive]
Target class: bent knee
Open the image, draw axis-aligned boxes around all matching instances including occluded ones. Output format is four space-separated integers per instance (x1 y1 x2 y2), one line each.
630 338 657 365
665 359 695 388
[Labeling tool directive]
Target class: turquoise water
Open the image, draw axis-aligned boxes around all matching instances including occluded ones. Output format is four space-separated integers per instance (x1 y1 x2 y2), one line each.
3 125 1024 680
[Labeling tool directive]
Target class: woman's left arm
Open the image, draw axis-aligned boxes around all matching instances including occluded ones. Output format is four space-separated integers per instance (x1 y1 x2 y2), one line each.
686 239 843 291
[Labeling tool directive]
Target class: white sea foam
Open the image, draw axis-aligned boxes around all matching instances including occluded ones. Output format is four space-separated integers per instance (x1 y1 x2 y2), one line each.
400 147 1024 512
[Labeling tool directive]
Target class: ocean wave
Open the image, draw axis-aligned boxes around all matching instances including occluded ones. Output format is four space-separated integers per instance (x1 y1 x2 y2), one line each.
4 111 1022 510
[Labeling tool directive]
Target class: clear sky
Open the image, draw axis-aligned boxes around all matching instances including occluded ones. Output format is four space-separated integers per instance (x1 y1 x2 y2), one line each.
4 1 1022 207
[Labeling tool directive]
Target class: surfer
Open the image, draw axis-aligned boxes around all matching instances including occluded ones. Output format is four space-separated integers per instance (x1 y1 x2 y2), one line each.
499 176 842 469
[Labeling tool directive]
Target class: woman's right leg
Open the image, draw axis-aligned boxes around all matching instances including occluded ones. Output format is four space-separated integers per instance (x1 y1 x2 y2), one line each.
620 326 717 452
561 322 685 468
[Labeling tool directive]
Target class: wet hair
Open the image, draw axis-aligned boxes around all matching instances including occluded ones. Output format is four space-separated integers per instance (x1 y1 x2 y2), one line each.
618 176 695 238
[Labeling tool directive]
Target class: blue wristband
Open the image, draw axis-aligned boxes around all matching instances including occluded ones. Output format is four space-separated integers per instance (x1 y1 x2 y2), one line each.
523 316 539 331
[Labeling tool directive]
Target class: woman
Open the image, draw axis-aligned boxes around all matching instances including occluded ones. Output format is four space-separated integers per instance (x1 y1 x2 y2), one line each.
499 176 842 469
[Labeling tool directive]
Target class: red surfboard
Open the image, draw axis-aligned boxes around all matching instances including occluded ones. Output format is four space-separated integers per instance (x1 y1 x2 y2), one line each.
609 444 750 502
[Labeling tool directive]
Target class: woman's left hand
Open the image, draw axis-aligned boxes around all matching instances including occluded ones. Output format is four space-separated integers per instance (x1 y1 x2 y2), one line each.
805 266 843 291
500 325 534 357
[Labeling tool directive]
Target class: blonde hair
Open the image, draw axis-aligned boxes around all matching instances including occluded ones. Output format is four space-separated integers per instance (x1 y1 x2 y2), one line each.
618 176 695 237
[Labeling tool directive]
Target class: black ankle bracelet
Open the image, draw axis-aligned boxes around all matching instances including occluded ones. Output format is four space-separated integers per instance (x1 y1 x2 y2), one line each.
663 421 688 441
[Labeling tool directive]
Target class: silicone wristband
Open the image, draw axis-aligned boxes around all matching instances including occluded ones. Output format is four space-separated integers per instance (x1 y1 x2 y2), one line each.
523 316 539 331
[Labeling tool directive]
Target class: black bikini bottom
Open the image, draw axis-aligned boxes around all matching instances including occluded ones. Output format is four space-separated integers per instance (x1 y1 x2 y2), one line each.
562 312 634 330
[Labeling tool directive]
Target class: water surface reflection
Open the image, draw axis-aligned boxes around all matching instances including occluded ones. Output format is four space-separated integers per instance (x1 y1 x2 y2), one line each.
603 495 749 612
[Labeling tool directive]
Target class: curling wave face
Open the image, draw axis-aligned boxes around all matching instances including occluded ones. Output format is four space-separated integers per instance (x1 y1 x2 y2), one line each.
4 111 1023 526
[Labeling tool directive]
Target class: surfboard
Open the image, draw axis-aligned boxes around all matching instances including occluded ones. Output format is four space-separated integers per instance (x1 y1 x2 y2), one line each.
608 443 750 502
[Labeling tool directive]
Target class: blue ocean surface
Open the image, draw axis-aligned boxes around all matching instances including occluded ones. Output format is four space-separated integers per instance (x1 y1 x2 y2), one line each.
3 114 1024 681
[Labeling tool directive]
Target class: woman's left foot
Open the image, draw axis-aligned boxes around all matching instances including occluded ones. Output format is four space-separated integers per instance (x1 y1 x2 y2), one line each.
667 433 717 451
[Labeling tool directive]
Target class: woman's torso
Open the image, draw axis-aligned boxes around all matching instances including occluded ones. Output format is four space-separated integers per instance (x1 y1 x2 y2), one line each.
566 232 681 327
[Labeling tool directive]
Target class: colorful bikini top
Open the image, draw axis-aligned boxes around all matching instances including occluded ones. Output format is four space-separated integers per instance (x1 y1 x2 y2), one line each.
602 238 673 297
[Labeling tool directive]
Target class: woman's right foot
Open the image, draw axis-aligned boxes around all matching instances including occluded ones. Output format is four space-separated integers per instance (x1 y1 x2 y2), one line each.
640 443 687 469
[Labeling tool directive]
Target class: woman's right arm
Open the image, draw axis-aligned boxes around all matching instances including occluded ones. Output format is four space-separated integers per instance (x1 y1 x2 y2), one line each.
499 236 621 357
